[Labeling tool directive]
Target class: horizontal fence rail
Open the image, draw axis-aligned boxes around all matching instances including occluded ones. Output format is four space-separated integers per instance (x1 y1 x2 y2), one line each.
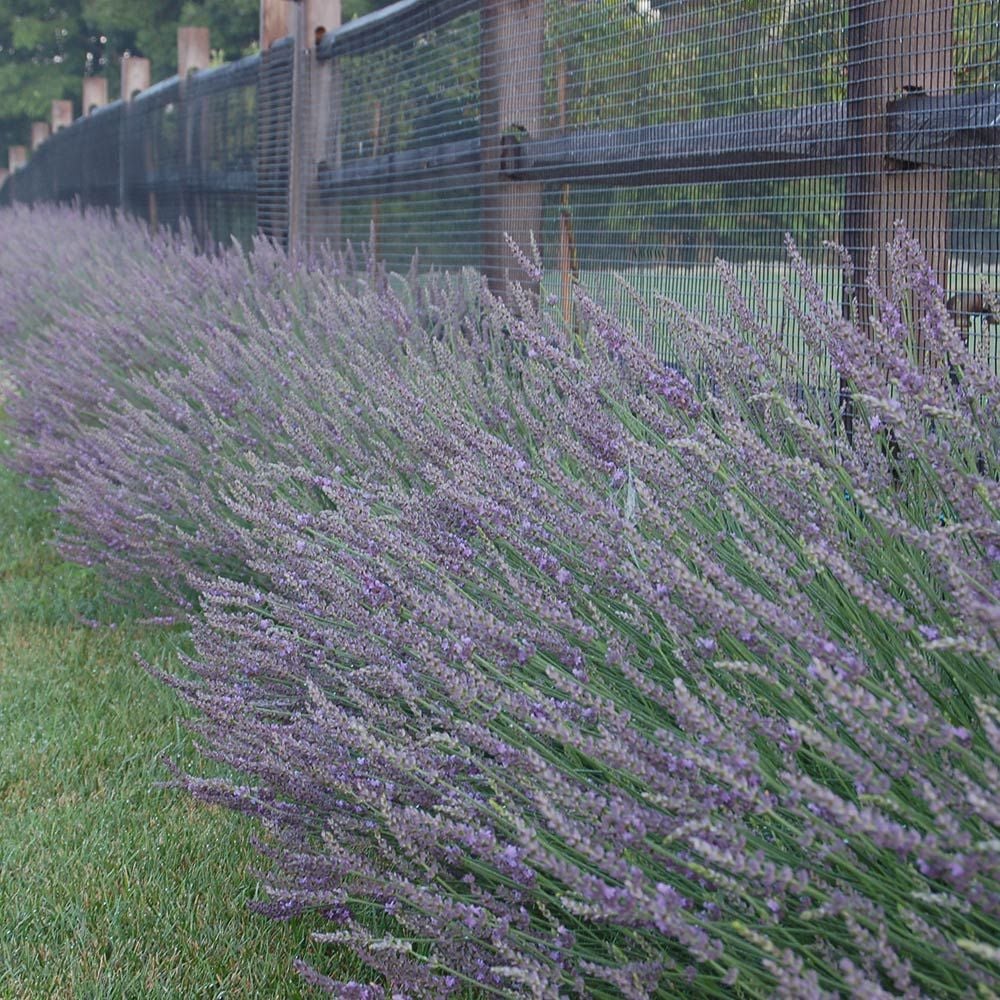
2 0 998 374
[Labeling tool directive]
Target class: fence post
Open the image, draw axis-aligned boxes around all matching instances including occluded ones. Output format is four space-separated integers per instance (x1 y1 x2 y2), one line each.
51 100 73 132
120 56 151 214
121 55 151 101
30 122 50 152
258 0 295 244
178 28 211 244
480 0 545 299
286 2 307 251
842 0 953 361
275 0 341 253
178 27 211 78
8 146 27 172
301 1 342 254
82 77 108 115
261 0 294 49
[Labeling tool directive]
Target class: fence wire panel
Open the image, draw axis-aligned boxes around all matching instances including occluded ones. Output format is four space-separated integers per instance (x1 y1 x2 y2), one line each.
123 59 260 247
180 55 259 246
79 103 123 210
1 60 258 246
121 79 185 233
258 37 295 246
1 1 998 374
532 0 999 377
311 1 482 271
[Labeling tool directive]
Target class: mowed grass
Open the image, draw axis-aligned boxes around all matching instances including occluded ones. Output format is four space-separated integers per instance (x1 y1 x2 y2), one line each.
569 258 1000 377
0 463 351 999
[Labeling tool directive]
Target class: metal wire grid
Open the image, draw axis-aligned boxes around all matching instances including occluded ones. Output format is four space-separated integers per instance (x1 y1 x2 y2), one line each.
0 56 260 249
1 1 998 374
79 103 123 211
258 37 295 248
123 56 260 247
308 1 481 271
121 78 185 234
304 0 998 377
176 54 259 247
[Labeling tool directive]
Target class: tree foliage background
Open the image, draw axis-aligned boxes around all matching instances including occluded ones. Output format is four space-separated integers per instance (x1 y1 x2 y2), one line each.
0 0 393 150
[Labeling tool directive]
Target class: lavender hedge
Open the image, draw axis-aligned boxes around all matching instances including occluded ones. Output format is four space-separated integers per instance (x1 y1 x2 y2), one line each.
1 205 997 997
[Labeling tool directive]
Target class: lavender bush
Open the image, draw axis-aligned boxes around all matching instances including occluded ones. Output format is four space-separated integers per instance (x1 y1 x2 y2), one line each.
1 205 997 997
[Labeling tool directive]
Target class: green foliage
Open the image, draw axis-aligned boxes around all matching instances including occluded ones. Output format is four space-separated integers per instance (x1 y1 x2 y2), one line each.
0 0 257 150
342 0 400 21
0 457 347 998
0 0 394 150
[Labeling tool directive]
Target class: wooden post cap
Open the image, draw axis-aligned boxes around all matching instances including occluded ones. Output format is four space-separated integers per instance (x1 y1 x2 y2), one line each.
51 99 74 130
178 26 211 77
260 0 293 50
83 76 109 114
30 122 50 151
121 55 151 100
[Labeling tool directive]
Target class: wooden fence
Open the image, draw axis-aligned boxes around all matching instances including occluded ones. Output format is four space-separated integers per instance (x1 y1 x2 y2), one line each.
3 0 999 354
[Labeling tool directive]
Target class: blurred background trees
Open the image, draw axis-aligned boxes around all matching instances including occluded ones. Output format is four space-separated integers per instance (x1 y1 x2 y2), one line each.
0 0 395 149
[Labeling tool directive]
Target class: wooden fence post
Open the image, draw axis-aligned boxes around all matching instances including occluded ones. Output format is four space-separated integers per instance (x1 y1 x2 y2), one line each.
480 0 545 299
302 0 342 254
305 0 339 43
8 146 27 172
258 0 296 244
121 56 151 101
279 0 341 253
261 0 294 49
30 122 50 151
51 100 73 132
178 27 211 78
286 2 308 251
842 0 953 361
120 57 151 213
178 28 211 243
82 77 108 115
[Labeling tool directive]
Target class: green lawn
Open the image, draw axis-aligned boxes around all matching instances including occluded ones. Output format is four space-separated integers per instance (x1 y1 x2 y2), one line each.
566 257 1000 376
0 463 346 999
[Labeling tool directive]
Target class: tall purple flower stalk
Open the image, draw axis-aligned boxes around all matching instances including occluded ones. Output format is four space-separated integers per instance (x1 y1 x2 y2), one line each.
0 204 997 997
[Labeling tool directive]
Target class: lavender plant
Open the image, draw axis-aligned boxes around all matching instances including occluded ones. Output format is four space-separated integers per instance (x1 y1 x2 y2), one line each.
0 205 997 997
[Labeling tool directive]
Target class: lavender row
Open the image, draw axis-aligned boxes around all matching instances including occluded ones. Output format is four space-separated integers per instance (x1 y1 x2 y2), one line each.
1 205 997 997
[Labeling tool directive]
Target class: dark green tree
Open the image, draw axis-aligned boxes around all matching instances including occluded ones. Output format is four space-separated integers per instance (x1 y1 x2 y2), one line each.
0 0 259 151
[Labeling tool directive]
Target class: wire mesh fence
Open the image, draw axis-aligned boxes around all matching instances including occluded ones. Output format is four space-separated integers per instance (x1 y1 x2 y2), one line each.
3 55 261 250
2 0 998 374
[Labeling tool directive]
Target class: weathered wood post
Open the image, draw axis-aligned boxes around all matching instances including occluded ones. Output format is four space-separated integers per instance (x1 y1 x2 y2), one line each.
178 28 211 242
287 1 341 253
259 0 340 252
121 55 151 100
555 46 577 327
82 77 108 114
49 101 73 203
51 100 73 132
120 56 151 213
30 122 50 151
178 27 211 77
842 1 953 359
480 0 545 299
261 0 294 49
8 146 27 172
306 1 343 255
258 0 295 243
